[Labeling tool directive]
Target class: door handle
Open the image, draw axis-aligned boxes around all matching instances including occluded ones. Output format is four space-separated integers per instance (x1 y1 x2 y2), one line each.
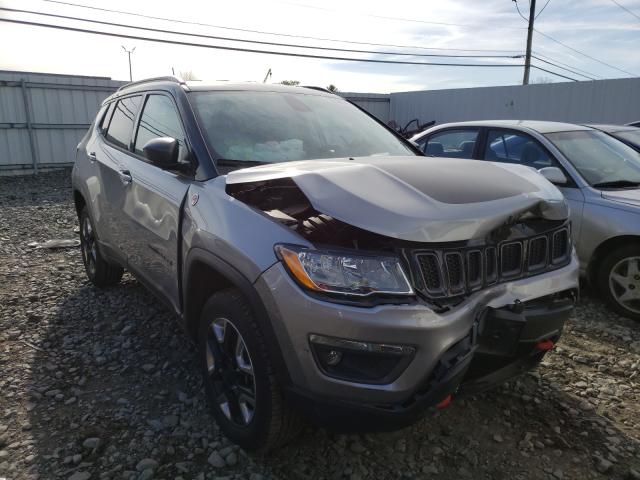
88 152 97 162
118 169 132 185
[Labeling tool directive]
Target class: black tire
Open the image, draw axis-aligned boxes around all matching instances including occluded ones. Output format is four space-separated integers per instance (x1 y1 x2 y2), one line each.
198 288 302 451
78 206 123 288
596 244 640 321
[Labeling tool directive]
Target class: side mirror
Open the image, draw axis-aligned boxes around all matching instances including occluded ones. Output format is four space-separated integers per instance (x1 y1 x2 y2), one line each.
538 166 568 186
143 137 180 169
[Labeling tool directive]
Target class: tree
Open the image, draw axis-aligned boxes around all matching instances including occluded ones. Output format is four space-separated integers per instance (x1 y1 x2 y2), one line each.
326 84 339 92
179 70 199 81
280 80 300 86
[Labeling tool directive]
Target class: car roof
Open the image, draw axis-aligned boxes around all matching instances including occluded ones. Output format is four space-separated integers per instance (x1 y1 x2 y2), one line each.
105 77 336 104
585 124 640 133
419 120 594 135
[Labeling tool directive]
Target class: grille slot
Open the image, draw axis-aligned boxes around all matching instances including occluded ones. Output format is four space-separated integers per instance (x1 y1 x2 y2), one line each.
417 253 444 294
552 228 569 263
500 242 523 278
411 225 570 301
467 250 483 289
444 252 465 293
528 236 548 271
485 247 497 284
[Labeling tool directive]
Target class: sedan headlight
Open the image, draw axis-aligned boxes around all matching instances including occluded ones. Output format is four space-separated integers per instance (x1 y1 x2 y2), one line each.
275 245 414 297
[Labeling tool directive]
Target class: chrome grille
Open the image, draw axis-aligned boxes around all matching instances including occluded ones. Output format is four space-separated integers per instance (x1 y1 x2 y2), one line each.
552 228 570 264
417 253 443 294
528 236 548 271
444 252 465 293
467 250 483 289
413 224 571 300
485 247 497 284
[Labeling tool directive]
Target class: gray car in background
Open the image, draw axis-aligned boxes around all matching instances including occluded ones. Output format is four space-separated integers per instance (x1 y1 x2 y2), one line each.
412 121 640 320
73 80 578 450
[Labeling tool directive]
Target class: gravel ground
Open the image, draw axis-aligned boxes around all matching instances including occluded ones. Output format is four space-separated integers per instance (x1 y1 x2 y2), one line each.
1 170 640 480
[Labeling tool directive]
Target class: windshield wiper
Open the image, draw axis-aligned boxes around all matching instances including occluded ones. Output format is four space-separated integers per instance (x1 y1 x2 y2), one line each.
216 159 266 167
592 180 640 189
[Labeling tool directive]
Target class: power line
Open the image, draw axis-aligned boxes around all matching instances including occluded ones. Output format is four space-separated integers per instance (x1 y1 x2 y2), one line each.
0 17 526 69
0 7 522 59
531 54 596 80
530 64 579 82
532 51 602 79
282 2 526 31
609 0 640 21
35 0 523 53
534 28 638 76
535 0 553 19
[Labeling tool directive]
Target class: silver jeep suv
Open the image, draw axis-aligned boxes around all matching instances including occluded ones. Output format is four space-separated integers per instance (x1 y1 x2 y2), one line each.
73 77 578 450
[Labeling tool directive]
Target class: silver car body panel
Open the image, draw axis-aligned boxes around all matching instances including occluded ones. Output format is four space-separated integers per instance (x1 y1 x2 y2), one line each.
412 121 640 275
226 156 568 243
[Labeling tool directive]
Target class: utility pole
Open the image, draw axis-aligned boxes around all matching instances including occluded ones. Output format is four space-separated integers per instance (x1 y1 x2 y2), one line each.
122 46 136 81
263 68 272 83
522 0 536 85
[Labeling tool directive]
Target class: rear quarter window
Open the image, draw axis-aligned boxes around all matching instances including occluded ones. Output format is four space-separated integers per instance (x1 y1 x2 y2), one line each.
105 95 142 150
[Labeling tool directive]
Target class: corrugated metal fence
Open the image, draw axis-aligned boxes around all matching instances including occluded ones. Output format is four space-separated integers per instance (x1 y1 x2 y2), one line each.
0 71 124 174
390 77 640 128
2 71 639 175
340 92 391 124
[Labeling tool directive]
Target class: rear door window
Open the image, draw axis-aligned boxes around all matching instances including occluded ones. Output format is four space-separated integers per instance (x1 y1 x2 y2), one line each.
424 129 479 158
105 95 142 150
484 129 554 168
134 94 188 162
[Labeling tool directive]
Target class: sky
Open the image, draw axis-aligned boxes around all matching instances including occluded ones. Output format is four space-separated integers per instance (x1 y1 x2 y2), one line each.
0 0 638 93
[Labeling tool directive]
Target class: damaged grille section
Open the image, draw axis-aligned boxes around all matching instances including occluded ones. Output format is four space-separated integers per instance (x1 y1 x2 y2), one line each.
411 226 571 301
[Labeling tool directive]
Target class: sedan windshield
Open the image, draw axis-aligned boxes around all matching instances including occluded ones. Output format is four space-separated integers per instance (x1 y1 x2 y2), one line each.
545 130 640 187
189 90 413 166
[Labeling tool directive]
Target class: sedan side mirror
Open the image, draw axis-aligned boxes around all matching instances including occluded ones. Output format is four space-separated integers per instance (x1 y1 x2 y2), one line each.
143 137 180 170
538 166 568 186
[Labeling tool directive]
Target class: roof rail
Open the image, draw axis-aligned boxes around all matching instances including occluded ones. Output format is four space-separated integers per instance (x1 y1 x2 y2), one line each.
117 75 185 92
301 85 334 94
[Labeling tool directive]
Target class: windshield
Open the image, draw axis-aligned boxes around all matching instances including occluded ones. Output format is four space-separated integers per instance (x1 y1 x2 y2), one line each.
189 91 413 166
545 130 640 187
612 129 640 148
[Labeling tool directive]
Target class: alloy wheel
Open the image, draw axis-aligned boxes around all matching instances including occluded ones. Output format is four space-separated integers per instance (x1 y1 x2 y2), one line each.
609 256 640 315
81 215 97 277
205 317 256 426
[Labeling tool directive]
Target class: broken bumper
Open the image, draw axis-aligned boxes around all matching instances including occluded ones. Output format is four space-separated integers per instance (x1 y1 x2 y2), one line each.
254 252 579 427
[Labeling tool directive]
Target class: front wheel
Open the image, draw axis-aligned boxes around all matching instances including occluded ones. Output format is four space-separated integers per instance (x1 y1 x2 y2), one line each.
597 244 640 321
198 288 302 451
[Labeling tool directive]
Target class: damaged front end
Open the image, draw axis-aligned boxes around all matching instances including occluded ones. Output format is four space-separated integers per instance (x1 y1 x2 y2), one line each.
225 157 573 308
225 156 577 416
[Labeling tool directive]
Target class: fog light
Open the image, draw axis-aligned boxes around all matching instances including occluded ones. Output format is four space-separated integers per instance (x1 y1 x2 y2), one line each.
324 349 343 366
308 334 415 384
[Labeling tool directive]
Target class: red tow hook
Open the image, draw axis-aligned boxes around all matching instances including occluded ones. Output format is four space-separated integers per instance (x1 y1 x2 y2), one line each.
536 339 555 351
435 394 453 409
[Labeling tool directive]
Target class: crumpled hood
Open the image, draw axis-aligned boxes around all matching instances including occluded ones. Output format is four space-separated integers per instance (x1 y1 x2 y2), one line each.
226 156 568 242
601 189 640 208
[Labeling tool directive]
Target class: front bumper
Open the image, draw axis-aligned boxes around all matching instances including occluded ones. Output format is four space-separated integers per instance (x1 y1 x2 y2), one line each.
254 252 579 424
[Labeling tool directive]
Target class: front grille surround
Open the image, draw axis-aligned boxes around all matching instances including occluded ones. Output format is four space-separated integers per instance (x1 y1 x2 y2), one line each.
412 224 571 301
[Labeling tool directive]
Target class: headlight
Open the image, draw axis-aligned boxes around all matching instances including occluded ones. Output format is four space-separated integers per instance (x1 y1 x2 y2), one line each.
275 245 414 297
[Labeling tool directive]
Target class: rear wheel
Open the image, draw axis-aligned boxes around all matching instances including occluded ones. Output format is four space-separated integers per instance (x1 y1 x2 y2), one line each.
79 207 123 287
597 244 640 321
198 288 302 451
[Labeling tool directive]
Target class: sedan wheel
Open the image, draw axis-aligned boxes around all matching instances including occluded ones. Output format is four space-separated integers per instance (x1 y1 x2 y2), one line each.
608 256 640 316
